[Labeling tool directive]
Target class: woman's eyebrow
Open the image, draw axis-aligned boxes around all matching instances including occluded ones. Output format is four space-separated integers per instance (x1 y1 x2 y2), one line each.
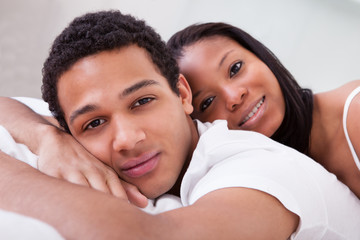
192 90 202 101
219 50 234 69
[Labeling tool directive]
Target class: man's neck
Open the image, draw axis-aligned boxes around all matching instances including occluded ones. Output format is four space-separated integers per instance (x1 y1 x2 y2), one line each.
167 118 199 197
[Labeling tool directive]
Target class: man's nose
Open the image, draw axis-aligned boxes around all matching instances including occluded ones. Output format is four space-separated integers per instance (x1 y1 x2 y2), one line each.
112 118 145 152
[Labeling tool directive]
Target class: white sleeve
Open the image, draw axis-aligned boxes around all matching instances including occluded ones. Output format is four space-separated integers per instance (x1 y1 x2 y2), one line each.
182 121 360 239
184 145 303 214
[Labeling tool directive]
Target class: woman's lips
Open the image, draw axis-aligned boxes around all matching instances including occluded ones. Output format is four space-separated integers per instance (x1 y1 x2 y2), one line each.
239 96 265 126
121 152 160 178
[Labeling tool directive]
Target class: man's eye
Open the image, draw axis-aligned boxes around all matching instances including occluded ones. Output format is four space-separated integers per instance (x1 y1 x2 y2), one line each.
85 119 105 130
133 97 154 108
229 61 243 78
200 96 215 112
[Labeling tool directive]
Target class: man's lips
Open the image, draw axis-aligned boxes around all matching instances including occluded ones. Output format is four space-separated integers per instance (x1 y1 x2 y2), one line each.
239 96 265 126
120 152 160 178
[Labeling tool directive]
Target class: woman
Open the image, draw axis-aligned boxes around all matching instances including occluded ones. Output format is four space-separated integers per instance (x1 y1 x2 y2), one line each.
167 22 360 198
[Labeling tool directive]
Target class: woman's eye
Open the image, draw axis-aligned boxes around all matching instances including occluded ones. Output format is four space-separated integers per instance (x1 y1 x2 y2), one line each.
229 61 242 78
85 119 105 130
200 96 215 112
133 97 154 108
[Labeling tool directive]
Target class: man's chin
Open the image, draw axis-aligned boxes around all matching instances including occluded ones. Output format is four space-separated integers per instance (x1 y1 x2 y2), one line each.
140 185 172 200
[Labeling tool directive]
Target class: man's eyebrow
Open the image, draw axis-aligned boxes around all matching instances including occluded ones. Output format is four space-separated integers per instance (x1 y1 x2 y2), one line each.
120 79 159 98
69 79 159 124
70 105 98 124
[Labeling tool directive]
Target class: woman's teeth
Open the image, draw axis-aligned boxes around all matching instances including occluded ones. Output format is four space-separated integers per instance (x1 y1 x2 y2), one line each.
240 97 264 125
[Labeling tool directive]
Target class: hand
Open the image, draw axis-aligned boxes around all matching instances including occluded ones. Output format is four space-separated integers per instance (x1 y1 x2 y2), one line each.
37 126 148 208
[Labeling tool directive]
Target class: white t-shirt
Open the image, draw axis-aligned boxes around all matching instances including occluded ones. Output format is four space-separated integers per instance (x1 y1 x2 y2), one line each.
181 120 360 240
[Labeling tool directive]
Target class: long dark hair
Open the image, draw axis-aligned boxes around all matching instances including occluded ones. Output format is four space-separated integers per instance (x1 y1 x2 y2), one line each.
167 22 313 155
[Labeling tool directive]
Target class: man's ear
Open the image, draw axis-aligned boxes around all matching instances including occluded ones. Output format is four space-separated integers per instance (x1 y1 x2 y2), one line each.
177 74 193 115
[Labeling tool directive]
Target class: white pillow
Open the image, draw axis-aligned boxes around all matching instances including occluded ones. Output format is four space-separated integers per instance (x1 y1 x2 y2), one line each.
0 209 64 240
12 97 52 116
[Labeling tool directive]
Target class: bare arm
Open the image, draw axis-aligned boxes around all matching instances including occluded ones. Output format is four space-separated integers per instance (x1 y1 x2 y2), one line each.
0 96 54 152
0 150 298 240
0 97 147 207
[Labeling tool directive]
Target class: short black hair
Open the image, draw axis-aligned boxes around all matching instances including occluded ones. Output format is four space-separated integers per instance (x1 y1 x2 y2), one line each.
167 22 313 154
42 10 179 132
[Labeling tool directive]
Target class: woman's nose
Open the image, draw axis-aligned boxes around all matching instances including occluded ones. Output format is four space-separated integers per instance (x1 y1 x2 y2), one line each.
224 86 248 111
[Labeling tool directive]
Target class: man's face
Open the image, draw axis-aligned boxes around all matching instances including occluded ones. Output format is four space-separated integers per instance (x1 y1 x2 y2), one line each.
57 45 195 198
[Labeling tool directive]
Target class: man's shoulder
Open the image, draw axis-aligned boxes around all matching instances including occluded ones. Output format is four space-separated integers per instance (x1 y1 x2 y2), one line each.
195 119 283 154
196 119 265 140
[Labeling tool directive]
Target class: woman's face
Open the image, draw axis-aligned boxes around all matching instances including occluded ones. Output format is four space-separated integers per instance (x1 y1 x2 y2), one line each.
178 36 285 137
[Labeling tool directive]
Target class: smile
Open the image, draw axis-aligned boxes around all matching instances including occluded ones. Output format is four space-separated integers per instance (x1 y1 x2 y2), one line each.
240 97 265 126
121 152 160 178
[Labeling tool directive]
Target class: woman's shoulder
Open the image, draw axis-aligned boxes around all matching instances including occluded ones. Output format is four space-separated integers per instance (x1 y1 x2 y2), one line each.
314 80 360 109
339 80 360 115
311 80 360 157
329 80 360 97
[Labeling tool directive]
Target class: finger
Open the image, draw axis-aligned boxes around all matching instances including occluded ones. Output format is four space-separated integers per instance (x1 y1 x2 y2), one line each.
121 181 148 208
83 172 112 195
37 158 63 178
105 174 129 200
64 172 92 188
40 168 63 178
86 172 129 202
89 165 129 200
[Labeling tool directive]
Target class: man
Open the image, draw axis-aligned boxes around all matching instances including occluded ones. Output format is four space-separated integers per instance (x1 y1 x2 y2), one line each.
1 10 360 239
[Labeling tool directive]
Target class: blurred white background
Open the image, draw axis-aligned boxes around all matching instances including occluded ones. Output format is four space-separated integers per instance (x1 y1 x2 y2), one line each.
1 0 359 98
